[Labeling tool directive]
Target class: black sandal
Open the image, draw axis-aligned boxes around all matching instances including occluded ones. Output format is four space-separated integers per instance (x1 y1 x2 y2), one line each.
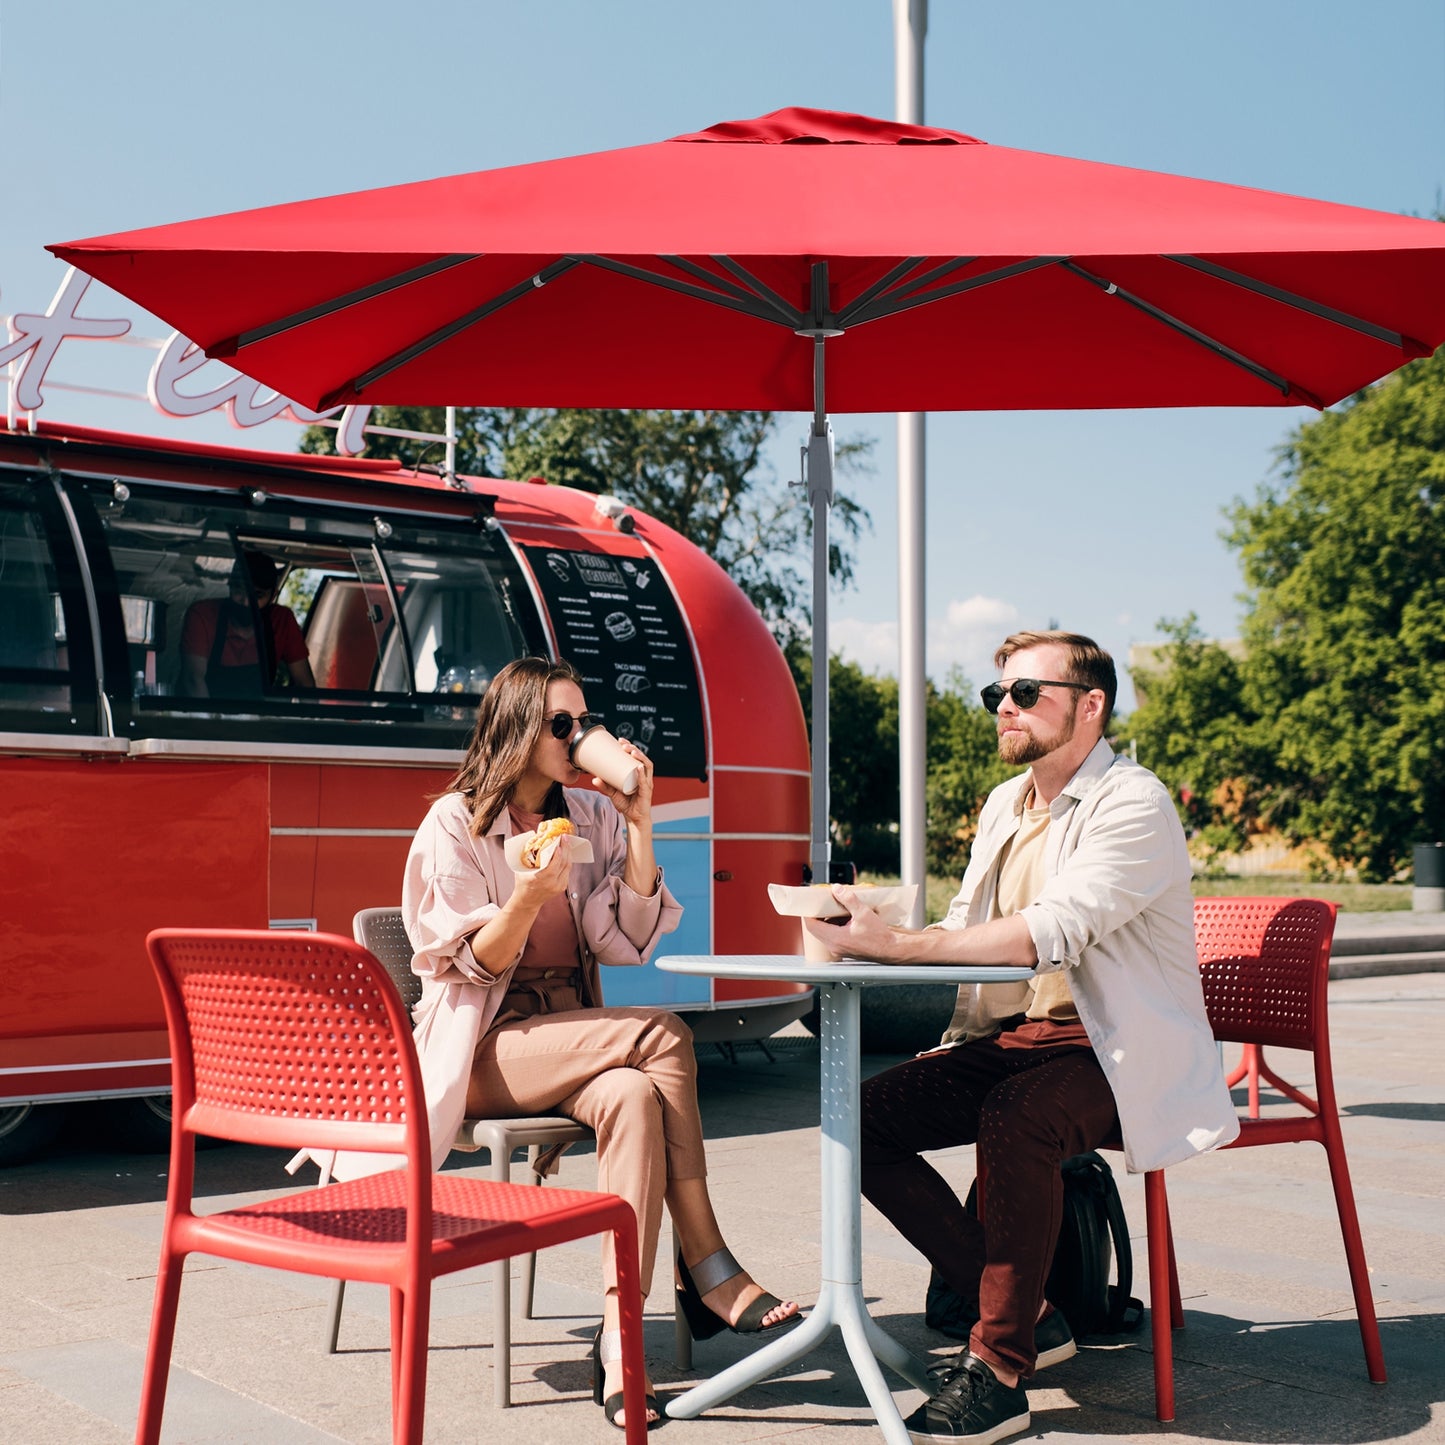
591 1328 662 1430
675 1246 799 1340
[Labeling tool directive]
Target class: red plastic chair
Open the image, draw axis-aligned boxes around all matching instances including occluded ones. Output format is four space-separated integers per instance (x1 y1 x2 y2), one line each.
139 928 648 1445
1128 896 1386 1421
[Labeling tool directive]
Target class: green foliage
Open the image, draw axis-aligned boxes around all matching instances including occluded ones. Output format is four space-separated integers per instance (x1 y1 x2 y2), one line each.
788 646 899 871
924 667 1016 878
789 652 1010 875
1128 615 1258 863
301 405 871 649
1130 344 1445 881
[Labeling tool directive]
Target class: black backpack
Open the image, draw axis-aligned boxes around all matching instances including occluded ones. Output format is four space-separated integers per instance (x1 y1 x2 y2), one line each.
925 1151 1144 1342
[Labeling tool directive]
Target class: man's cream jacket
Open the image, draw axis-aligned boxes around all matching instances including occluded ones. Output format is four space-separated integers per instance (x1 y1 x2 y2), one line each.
936 737 1240 1172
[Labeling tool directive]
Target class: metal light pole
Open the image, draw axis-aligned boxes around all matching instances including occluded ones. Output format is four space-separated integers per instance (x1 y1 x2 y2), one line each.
894 0 928 926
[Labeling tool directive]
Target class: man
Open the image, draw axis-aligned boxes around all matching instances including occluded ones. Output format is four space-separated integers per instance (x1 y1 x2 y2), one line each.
180 550 314 697
806 630 1237 1445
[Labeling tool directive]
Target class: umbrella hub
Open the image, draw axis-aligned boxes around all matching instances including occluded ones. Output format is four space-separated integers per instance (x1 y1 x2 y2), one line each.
796 259 843 340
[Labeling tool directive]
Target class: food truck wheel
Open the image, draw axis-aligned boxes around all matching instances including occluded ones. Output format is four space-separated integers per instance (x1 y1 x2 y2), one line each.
98 1095 177 1153
96 1096 224 1153
0 1102 69 1167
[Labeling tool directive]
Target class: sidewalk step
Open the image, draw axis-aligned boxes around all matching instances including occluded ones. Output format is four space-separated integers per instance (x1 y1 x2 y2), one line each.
1332 933 1445 955
1329 949 1445 979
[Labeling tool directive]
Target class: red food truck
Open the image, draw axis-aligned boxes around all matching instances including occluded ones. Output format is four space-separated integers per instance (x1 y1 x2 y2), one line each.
0 421 812 1163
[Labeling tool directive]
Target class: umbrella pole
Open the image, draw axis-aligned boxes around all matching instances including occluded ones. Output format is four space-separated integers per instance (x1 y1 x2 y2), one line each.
806 331 835 886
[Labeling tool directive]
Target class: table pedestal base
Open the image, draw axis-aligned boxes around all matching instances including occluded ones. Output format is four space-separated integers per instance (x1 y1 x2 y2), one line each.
664 1277 932 1440
665 980 933 1442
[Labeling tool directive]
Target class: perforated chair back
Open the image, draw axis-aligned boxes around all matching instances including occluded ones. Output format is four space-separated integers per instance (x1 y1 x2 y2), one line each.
1193 895 1336 1053
147 927 427 1168
354 906 423 1012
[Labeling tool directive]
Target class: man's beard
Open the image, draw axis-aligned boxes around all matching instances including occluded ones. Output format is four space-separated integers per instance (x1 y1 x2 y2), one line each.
997 702 1076 765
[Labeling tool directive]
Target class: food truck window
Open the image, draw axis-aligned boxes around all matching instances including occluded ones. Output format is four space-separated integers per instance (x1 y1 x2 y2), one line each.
0 479 95 734
377 533 542 704
77 477 546 746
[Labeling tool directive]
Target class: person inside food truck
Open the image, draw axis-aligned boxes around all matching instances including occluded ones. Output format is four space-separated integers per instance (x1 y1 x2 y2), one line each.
179 549 315 697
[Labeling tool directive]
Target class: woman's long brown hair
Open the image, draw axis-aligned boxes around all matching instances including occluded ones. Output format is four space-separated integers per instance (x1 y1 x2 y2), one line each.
444 656 583 836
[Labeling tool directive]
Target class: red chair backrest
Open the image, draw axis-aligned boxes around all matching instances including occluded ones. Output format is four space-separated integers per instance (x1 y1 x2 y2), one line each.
1193 897 1337 1052
145 928 430 1168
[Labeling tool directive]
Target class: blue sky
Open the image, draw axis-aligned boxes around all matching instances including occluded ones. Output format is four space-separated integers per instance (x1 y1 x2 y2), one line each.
3 0 1442 711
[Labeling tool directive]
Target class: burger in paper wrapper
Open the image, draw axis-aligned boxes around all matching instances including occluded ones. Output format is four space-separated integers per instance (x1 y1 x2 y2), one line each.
503 819 595 872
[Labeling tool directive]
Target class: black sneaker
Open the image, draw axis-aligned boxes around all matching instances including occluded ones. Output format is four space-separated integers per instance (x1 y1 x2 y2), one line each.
926 1308 1076 1381
1033 1308 1077 1369
905 1353 1030 1445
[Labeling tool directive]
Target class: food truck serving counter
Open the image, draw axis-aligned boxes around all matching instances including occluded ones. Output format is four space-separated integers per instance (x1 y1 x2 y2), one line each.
0 422 812 1163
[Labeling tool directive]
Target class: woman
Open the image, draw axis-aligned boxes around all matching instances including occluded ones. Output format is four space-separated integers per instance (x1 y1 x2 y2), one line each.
403 656 799 1428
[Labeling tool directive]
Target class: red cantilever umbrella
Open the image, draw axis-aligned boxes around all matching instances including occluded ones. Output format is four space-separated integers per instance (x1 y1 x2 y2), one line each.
50 106 1445 877
49 106 1445 415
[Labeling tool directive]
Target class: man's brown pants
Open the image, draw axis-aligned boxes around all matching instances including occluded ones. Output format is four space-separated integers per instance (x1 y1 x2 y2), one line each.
860 1019 1119 1380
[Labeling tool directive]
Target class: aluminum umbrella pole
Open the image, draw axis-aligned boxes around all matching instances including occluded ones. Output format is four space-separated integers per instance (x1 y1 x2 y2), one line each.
801 262 839 885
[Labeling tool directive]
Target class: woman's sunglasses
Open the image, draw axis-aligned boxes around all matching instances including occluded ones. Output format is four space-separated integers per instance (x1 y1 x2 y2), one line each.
980 679 1092 714
545 710 603 739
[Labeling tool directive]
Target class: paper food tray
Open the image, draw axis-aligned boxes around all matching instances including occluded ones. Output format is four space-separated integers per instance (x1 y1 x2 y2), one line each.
767 882 918 924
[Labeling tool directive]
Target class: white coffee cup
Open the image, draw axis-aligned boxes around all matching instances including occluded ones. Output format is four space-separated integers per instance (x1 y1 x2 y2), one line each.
570 724 640 796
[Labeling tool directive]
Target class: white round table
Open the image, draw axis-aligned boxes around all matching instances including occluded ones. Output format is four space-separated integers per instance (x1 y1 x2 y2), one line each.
657 954 1025 1443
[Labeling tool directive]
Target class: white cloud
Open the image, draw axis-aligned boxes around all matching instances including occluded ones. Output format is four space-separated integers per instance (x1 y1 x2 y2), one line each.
829 616 900 676
831 594 1021 691
931 596 1022 688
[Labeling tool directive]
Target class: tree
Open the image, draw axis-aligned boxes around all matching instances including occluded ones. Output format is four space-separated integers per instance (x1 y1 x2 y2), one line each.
1130 345 1445 881
301 406 870 648
788 649 899 872
788 653 1008 877
1127 616 1265 865
1228 346 1445 878
923 668 1016 878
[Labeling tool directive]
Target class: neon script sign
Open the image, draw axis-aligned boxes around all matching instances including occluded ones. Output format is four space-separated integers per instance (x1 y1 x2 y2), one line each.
2 268 374 453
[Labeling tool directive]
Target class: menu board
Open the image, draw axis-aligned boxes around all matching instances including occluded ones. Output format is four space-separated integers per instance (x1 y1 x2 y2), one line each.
523 544 707 779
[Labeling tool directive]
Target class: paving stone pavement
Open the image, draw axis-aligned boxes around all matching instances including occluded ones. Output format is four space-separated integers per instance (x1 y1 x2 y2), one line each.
1 970 1442 1444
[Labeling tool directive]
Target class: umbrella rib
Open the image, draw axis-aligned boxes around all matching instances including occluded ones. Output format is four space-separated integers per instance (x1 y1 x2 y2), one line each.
710 257 809 327
835 257 933 326
846 255 1065 327
577 254 795 327
661 255 804 325
1165 255 1425 353
325 258 580 405
1062 261 1306 400
210 254 479 357
837 256 978 325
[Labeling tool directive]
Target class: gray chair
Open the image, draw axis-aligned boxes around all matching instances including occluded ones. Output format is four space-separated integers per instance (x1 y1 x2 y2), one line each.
339 906 594 1407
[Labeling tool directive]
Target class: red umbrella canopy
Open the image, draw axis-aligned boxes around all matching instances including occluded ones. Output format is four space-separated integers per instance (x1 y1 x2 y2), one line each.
50 106 1445 414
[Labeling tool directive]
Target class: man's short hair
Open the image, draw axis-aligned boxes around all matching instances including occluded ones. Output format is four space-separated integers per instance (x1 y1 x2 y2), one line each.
231 550 280 596
995 629 1117 729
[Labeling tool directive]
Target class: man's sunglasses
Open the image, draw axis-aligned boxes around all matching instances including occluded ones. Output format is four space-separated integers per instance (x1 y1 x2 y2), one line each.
980 679 1092 714
545 710 603 739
